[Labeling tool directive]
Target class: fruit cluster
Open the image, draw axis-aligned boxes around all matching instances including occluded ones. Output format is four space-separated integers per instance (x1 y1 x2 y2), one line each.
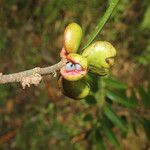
59 23 116 100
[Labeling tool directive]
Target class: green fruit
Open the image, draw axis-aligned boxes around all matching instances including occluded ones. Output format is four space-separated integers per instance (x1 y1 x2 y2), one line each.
64 22 82 53
82 41 116 75
59 77 90 100
60 53 88 81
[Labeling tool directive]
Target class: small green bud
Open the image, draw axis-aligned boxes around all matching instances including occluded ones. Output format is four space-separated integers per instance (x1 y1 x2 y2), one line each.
64 22 82 53
59 77 90 100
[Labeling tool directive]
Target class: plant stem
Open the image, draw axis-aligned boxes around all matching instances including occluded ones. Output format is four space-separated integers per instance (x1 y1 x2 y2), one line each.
0 59 67 88
82 0 120 50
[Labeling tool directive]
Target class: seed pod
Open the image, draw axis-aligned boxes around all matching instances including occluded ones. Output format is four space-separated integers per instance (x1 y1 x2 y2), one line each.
82 41 116 75
64 22 82 53
60 53 88 81
59 77 90 100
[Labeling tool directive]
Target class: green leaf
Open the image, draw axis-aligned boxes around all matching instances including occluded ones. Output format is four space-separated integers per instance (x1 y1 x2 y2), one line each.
85 95 97 105
95 130 105 150
82 0 120 50
139 86 150 108
103 77 127 90
148 81 150 92
83 114 93 122
106 90 137 108
141 6 150 30
139 118 150 140
103 104 127 132
101 118 120 149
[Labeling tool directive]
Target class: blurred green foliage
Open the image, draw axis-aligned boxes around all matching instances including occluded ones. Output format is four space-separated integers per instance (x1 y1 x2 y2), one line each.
0 0 150 150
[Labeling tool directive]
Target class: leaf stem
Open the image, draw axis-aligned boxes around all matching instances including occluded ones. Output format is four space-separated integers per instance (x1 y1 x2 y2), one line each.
82 0 120 50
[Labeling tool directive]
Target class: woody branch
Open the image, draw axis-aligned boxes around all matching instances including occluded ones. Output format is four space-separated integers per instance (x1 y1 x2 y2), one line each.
0 59 67 88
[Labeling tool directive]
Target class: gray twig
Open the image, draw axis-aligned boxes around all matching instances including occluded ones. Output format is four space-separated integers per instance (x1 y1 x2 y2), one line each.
0 59 67 88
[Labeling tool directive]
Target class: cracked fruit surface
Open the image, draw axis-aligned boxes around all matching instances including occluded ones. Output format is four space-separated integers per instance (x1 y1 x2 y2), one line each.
60 53 88 81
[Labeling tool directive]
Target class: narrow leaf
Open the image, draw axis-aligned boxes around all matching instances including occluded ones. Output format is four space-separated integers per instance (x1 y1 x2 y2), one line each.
101 119 120 149
139 118 150 140
95 130 106 150
82 0 120 49
141 6 150 29
139 86 150 108
106 90 136 108
103 78 127 90
103 104 127 132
